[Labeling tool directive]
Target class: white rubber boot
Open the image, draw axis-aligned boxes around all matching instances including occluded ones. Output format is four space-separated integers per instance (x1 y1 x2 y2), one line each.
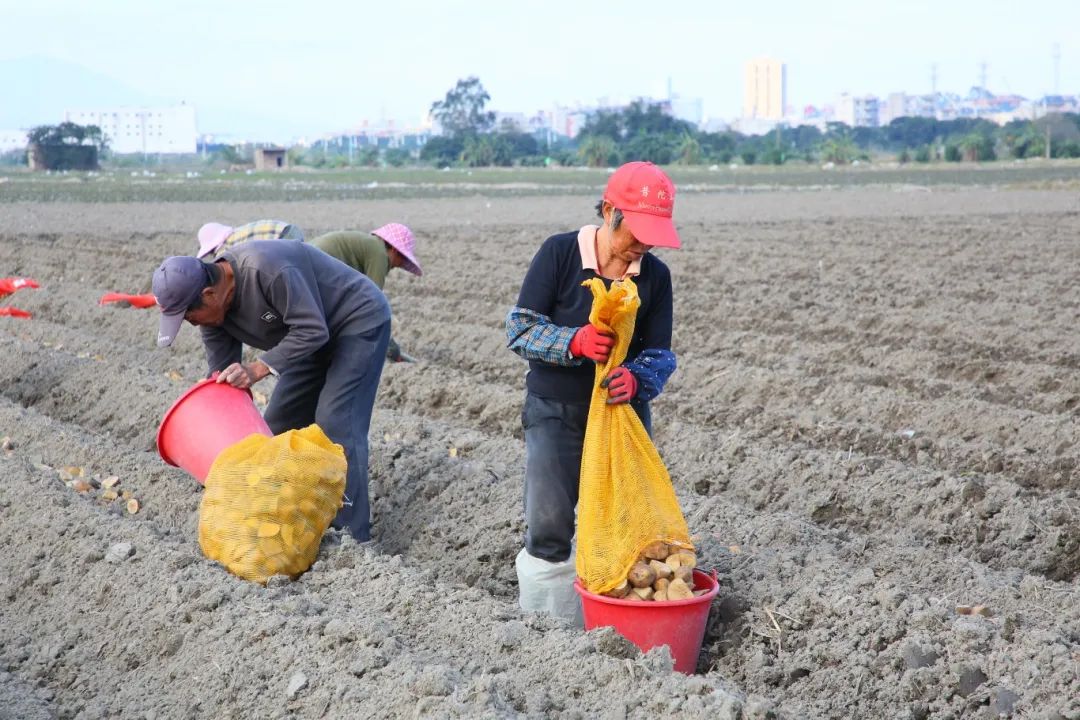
515 548 583 627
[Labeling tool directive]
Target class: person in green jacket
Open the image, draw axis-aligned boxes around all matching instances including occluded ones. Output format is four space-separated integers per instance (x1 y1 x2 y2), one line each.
311 223 423 362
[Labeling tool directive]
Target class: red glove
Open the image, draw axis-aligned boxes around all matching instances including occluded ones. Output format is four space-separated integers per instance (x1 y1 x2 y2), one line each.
602 367 638 404
0 307 32 319
569 324 614 362
99 292 158 309
0 277 40 298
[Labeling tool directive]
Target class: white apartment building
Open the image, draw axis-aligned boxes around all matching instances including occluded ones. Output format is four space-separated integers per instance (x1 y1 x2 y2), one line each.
64 104 197 154
836 94 880 127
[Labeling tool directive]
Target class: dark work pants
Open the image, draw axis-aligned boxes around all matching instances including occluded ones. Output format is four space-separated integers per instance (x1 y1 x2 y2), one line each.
522 392 651 563
263 321 390 541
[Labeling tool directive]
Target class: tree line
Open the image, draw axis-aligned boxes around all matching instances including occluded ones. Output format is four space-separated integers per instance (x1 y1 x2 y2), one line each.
413 77 1080 168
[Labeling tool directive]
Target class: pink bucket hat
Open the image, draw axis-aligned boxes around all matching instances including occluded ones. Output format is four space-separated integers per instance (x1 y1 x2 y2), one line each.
196 222 234 259
372 223 422 276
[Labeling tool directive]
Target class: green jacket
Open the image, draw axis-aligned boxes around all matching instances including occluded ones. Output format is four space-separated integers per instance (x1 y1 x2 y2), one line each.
311 231 403 360
311 232 389 290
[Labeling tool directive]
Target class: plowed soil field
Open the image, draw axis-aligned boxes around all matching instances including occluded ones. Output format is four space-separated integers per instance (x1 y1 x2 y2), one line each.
1 186 1077 719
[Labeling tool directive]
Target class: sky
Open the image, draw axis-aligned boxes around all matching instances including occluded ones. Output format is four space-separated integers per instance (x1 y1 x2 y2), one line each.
3 0 1079 141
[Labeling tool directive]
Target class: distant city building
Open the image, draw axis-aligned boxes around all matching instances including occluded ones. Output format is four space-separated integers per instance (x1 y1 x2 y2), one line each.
552 104 603 139
0 129 27 152
731 117 782 136
64 104 197 154
669 94 704 127
743 58 786 120
836 93 880 127
700 117 730 133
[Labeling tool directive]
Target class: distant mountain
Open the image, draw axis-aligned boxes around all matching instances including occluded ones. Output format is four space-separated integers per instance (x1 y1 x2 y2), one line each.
0 56 159 129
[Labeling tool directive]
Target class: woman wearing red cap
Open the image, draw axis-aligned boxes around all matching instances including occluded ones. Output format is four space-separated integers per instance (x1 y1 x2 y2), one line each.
505 161 681 622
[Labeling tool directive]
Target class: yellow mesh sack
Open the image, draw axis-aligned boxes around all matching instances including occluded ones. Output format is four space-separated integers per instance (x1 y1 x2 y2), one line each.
198 424 346 584
575 277 692 594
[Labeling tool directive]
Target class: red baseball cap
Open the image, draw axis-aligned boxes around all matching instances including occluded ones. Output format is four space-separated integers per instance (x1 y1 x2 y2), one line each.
602 161 681 249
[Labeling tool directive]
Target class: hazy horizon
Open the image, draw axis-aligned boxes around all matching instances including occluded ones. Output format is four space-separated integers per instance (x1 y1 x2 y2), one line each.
4 0 1078 141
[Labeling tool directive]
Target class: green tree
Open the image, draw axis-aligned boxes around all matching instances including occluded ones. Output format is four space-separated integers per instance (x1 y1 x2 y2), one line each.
699 132 737 163
213 145 246 165
420 136 464 167
624 132 678 165
819 136 856 164
622 100 695 137
958 133 995 162
578 135 618 168
1035 113 1080 158
580 109 623 141
430 77 495 137
498 129 540 161
356 147 379 167
763 147 786 165
675 133 702 165
461 134 496 167
383 148 411 167
886 117 939 149
28 121 109 166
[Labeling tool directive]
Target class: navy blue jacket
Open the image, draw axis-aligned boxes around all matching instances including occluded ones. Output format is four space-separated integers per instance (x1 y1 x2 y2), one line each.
514 231 673 402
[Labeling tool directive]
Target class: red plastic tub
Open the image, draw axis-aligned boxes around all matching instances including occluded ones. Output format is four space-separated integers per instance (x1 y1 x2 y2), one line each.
156 378 272 484
575 568 718 674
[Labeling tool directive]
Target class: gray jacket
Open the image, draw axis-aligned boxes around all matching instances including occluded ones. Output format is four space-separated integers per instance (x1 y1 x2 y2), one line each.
200 240 390 374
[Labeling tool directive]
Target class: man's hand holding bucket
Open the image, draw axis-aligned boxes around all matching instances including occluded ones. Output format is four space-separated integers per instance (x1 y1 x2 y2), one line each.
216 360 271 389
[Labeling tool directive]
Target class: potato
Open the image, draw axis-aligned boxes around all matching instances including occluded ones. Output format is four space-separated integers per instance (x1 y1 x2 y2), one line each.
603 579 631 599
631 586 654 601
667 578 694 600
649 560 673 581
642 541 669 560
692 589 710 597
653 578 670 595
674 566 694 587
627 562 656 589
624 593 644 602
664 554 683 571
257 522 282 538
653 589 669 602
672 551 697 569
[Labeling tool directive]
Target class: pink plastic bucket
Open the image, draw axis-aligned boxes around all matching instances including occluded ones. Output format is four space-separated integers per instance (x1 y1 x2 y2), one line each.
575 569 718 674
156 379 272 484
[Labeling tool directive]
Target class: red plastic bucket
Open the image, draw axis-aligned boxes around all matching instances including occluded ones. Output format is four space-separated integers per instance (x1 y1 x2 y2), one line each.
575 568 719 674
156 379 272 484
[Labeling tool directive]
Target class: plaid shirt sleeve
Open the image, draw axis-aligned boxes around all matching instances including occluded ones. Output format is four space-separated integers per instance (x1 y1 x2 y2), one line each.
218 220 290 255
623 348 677 402
505 306 581 367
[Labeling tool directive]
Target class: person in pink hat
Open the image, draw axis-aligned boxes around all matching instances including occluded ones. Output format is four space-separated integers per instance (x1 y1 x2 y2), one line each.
196 219 304 259
504 161 681 623
311 223 422 362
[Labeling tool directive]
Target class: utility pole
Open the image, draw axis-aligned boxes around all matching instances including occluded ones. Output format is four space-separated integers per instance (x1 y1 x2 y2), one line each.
979 61 988 91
